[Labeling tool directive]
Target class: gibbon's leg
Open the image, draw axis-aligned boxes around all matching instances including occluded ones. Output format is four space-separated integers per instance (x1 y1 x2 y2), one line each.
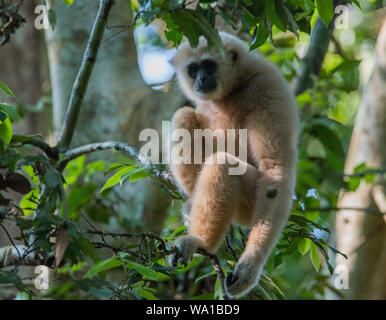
170 152 251 266
225 164 294 297
170 106 203 197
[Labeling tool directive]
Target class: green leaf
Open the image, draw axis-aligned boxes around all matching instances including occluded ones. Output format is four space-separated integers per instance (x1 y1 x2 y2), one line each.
104 163 125 175
127 168 151 182
19 189 39 216
0 116 12 151
214 276 222 299
84 257 122 278
86 161 105 176
191 11 225 58
167 11 200 48
195 270 216 283
135 289 159 300
125 261 159 281
164 13 183 46
0 103 20 122
347 176 361 192
100 166 135 192
189 293 215 300
277 2 299 38
298 238 311 255
266 0 286 32
310 242 320 272
63 155 85 186
311 122 344 159
42 167 61 188
67 184 97 217
63 0 74 5
48 8 56 29
327 244 347 259
316 0 334 27
250 20 269 49
0 81 16 97
76 237 100 263
0 111 6 122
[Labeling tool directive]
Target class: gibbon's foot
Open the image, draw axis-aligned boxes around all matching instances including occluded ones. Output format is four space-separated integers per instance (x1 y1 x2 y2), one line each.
225 256 262 297
169 235 202 267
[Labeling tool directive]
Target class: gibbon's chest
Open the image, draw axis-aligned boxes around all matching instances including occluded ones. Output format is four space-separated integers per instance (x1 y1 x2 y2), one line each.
196 102 251 160
198 102 244 131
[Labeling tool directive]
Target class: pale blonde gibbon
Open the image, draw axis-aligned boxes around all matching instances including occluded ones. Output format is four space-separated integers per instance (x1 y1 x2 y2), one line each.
168 32 299 298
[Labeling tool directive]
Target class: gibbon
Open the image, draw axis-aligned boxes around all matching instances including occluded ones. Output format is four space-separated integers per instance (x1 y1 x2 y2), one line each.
168 32 299 298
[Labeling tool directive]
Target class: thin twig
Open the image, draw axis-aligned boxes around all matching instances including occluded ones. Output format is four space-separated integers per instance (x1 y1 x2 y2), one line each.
198 249 231 300
86 229 170 252
92 241 139 257
343 168 386 178
304 206 385 215
102 11 143 44
0 222 21 258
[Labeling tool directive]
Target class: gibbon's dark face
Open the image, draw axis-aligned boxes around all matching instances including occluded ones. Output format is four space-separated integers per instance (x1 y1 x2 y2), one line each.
187 59 218 94
172 33 246 102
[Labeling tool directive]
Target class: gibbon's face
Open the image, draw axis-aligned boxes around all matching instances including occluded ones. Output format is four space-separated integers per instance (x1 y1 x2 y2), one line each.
171 33 247 102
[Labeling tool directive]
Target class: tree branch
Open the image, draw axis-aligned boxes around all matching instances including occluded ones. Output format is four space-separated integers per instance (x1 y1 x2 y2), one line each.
56 0 114 150
59 141 176 187
12 135 59 160
294 0 347 95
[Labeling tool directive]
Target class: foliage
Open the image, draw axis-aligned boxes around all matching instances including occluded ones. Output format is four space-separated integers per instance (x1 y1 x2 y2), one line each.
131 0 360 50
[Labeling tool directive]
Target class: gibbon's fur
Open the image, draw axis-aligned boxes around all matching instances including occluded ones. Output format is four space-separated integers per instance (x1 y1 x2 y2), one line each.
169 32 299 298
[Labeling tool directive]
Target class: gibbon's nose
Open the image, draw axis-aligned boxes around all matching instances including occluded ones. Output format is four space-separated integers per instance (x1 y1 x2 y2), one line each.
195 70 217 94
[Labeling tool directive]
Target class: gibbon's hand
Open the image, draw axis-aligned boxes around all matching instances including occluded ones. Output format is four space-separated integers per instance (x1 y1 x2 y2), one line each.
169 235 202 267
171 106 200 131
225 255 262 297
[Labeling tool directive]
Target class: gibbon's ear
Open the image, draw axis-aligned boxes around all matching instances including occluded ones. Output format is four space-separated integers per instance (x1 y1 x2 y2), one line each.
169 52 178 67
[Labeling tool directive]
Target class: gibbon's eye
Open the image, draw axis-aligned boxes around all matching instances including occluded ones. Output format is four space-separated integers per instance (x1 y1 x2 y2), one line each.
230 50 238 62
200 59 217 74
187 63 200 79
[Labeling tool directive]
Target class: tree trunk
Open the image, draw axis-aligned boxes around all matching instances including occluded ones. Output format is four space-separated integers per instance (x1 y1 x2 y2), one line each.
45 0 184 232
0 0 48 248
335 19 386 299
0 0 48 135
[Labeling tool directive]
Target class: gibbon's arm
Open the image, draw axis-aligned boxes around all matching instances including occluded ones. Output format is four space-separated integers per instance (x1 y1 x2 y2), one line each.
225 120 295 297
170 106 203 197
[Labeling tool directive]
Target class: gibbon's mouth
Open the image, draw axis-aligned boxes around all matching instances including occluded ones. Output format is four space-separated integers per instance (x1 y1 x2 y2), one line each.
195 82 217 94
